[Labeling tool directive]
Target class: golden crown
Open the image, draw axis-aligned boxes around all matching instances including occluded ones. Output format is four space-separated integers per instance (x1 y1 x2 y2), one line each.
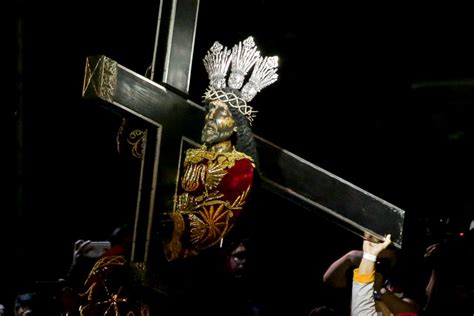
203 36 279 122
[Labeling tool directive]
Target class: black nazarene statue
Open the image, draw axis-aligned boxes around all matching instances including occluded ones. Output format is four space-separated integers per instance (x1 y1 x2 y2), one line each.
66 36 278 316
164 36 279 261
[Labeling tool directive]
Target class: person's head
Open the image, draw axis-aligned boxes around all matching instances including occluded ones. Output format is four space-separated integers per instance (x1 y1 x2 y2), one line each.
201 99 236 146
103 224 133 258
108 224 132 248
14 293 35 316
225 241 248 279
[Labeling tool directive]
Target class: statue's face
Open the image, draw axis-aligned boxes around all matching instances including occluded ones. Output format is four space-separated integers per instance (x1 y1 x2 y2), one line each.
201 100 235 145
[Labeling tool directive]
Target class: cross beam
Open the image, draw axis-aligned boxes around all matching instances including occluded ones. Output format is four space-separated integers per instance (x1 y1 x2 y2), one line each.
82 55 405 248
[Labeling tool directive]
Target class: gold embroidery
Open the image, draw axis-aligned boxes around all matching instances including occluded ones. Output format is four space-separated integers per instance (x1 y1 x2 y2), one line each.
181 163 207 192
184 146 254 168
176 191 224 214
167 145 254 259
180 147 252 195
178 147 251 212
187 184 251 249
79 256 128 315
83 256 127 288
189 203 232 247
230 183 251 209
206 160 228 190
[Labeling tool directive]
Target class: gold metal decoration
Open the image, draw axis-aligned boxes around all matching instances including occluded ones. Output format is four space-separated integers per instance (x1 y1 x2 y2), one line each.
115 118 147 159
116 118 126 154
82 55 118 103
127 129 147 159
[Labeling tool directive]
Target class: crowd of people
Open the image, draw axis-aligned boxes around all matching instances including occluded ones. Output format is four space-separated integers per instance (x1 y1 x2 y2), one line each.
6 223 473 315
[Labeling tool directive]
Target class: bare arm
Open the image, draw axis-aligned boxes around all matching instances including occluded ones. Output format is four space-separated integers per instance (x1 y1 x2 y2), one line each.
323 250 362 288
351 234 392 316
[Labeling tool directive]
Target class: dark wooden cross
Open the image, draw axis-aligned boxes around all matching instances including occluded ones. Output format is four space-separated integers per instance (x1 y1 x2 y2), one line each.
82 0 405 269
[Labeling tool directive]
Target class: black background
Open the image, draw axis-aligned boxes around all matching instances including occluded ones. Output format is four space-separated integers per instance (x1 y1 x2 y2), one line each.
5 1 474 314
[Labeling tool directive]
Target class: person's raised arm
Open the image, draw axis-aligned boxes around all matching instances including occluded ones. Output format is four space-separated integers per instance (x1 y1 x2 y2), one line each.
351 234 391 316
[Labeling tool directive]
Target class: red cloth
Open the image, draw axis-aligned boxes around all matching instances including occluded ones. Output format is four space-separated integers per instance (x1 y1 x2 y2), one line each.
217 159 254 203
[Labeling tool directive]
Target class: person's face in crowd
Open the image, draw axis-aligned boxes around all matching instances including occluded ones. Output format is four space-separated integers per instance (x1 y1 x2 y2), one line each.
15 306 31 316
228 242 248 278
201 100 236 145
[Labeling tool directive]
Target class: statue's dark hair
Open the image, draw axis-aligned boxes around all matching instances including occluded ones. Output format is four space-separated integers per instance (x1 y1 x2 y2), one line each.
228 105 259 170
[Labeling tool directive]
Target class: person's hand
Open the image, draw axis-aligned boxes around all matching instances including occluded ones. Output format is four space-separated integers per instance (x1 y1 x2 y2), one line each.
424 242 442 267
72 239 91 264
363 234 392 257
424 243 440 259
